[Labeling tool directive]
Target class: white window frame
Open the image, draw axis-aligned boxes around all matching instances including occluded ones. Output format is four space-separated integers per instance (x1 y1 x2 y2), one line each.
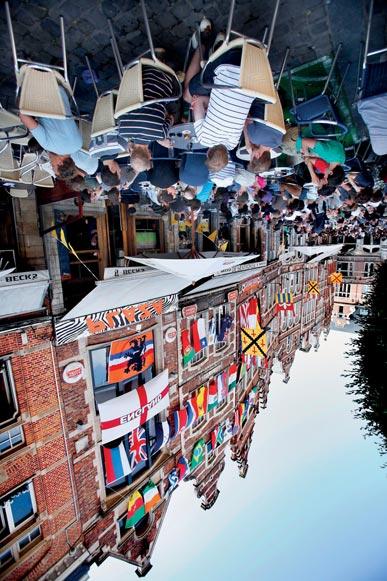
1 482 37 535
0 425 24 456
0 359 18 429
0 525 41 572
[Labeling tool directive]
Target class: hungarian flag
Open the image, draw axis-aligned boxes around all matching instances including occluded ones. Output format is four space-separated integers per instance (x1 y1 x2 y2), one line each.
196 385 208 417
181 329 195 366
207 379 218 411
177 456 190 480
150 420 170 454
103 442 131 485
192 318 208 352
128 427 148 469
190 438 206 470
142 480 161 513
108 331 154 384
185 394 199 427
171 408 189 437
126 490 145 528
228 363 237 391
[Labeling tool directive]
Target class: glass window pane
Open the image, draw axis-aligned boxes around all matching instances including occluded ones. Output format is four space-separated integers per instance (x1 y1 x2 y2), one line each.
0 549 13 567
30 526 40 541
0 363 17 425
10 427 22 446
90 348 109 387
10 486 33 527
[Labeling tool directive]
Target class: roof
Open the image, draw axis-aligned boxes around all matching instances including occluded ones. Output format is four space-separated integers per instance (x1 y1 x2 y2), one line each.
186 267 263 295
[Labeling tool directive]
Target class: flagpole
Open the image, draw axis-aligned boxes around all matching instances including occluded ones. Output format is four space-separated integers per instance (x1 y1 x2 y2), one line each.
56 236 99 281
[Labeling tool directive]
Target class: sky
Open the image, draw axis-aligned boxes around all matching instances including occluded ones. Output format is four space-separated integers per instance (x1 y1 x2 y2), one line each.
89 330 387 581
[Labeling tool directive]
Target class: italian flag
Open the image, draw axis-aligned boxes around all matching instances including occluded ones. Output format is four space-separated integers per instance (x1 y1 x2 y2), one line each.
228 363 237 391
207 379 218 411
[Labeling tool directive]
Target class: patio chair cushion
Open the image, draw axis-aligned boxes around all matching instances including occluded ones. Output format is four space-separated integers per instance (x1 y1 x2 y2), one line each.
291 94 333 122
357 92 387 156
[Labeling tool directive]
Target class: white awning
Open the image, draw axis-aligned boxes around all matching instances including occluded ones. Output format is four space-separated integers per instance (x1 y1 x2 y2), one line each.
126 256 256 283
186 267 263 295
0 284 48 318
62 271 190 320
291 244 343 258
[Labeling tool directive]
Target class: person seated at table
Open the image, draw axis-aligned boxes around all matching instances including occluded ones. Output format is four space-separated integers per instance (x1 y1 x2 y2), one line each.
184 43 256 151
297 137 346 188
243 102 284 161
118 65 176 170
19 86 98 178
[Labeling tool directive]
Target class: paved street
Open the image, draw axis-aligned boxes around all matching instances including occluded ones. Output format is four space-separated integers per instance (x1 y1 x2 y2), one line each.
0 0 386 115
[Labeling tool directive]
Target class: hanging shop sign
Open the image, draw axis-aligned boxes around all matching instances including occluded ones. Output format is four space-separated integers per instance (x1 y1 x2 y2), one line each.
63 361 85 384
182 304 197 318
164 326 177 343
227 290 238 302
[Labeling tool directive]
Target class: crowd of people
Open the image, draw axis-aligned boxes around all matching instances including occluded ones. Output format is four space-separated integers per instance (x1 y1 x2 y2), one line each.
18 17 387 245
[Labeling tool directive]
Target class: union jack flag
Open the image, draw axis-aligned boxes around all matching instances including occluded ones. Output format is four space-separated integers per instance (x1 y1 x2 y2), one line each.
128 427 148 469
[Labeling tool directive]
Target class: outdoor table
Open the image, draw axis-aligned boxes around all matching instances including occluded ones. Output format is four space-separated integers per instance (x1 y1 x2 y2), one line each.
168 122 204 151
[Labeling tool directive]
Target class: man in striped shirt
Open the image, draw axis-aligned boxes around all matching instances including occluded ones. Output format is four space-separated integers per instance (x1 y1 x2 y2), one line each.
118 65 175 172
191 64 255 152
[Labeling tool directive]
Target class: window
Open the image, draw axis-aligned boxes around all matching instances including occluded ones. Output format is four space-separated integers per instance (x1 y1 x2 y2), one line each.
336 283 351 298
210 304 233 352
89 333 156 407
0 360 18 428
191 415 205 433
337 262 353 277
0 526 41 572
363 262 375 278
0 482 36 540
102 416 160 492
0 426 23 455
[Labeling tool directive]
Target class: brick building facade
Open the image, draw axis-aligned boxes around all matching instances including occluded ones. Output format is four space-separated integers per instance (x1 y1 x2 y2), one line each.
0 249 335 580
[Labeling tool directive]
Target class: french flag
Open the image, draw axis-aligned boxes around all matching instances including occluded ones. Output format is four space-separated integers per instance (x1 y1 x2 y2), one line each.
192 318 208 353
103 442 131 485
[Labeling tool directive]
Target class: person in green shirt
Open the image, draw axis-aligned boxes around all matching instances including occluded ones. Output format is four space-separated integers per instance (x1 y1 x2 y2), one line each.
296 137 346 188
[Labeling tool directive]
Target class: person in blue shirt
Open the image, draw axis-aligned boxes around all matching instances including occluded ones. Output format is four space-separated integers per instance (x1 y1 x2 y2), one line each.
19 87 98 178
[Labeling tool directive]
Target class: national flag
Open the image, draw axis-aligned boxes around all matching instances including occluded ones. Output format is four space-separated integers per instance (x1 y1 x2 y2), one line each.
125 490 145 528
239 301 249 327
98 369 169 444
196 220 209 234
208 230 218 243
217 373 227 402
107 331 154 383
224 418 233 441
102 442 131 485
142 480 161 513
190 438 206 470
185 394 199 427
150 420 170 454
128 427 148 469
192 318 208 352
237 361 246 382
181 328 195 366
228 363 237 391
206 440 213 454
207 379 218 411
216 423 225 446
196 385 208 417
275 291 294 314
168 468 179 492
171 408 189 437
239 402 246 425
208 317 216 345
211 425 219 450
177 456 190 480
233 408 240 435
247 296 259 328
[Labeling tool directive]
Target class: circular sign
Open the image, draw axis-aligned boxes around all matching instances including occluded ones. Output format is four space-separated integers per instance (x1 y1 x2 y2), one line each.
164 326 177 343
63 362 85 384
